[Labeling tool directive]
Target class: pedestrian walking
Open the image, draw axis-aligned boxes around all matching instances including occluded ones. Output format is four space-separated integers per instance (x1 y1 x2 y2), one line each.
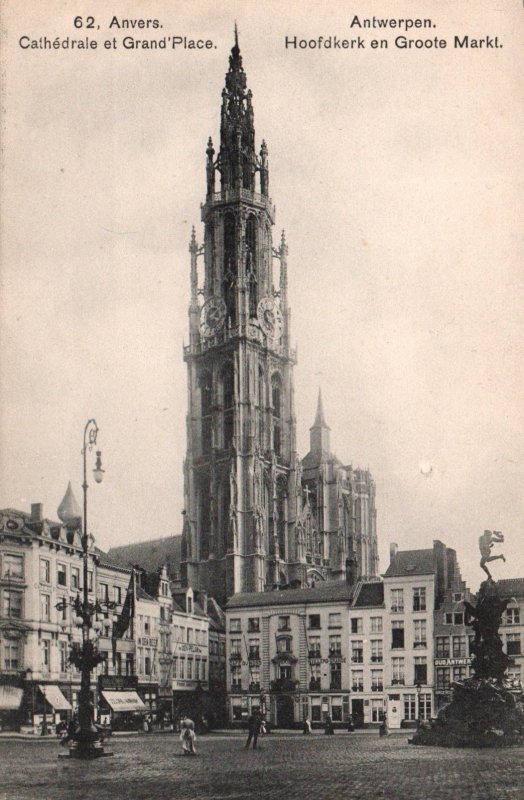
303 718 312 734
244 710 261 749
180 720 197 755
379 713 389 737
324 714 334 735
347 714 355 732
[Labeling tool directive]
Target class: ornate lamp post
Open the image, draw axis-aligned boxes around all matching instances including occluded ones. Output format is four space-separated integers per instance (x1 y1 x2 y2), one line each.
415 681 422 728
58 419 112 759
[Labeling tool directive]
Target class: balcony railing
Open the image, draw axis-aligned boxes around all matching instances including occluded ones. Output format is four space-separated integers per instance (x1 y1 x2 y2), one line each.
309 679 321 691
229 652 242 661
351 685 364 692
329 682 342 691
249 682 261 692
351 655 363 663
414 641 427 649
370 656 383 663
391 678 405 685
308 650 321 659
270 678 298 693
371 684 384 692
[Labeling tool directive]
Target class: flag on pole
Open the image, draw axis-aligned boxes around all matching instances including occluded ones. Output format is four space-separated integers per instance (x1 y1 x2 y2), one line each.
112 570 135 663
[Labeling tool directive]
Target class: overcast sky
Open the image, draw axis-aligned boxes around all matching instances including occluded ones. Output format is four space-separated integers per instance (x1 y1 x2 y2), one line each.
2 1 523 591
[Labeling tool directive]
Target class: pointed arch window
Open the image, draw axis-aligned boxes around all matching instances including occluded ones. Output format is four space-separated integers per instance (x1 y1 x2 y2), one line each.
277 479 287 560
246 215 258 318
223 213 237 326
271 374 282 419
271 373 282 458
220 477 230 556
200 371 213 455
198 472 211 560
222 362 234 449
258 366 265 443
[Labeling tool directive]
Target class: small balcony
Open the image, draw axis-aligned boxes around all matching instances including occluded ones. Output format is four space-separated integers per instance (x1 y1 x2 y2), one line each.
351 656 363 664
391 678 405 686
308 650 321 659
413 641 427 649
351 684 363 693
229 652 242 662
249 682 261 693
309 678 321 691
270 678 298 693
371 683 384 692
329 681 342 691
230 682 242 692
370 656 383 663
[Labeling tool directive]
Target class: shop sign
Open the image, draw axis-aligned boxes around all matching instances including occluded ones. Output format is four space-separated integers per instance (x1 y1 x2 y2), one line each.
99 675 138 690
434 657 472 667
138 637 158 647
175 643 203 654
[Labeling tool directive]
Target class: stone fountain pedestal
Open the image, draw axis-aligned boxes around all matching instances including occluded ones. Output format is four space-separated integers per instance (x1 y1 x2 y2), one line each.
411 677 524 747
412 579 524 747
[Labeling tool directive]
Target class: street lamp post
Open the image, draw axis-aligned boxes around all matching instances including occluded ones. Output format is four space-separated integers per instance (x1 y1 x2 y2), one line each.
58 419 111 759
416 682 422 728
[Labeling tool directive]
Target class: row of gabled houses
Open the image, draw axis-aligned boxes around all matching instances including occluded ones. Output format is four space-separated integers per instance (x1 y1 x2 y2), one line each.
1 502 522 731
0 503 226 733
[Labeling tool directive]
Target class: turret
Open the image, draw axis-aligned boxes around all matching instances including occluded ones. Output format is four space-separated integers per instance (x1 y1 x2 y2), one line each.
309 389 331 456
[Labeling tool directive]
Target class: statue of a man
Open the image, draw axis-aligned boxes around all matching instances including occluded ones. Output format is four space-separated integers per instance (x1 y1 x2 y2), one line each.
479 530 505 579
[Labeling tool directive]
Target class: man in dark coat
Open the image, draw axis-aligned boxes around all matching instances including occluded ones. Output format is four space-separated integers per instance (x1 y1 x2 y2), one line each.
245 710 261 749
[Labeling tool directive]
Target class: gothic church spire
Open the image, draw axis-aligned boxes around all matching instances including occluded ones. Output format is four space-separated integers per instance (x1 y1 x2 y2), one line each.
218 26 258 193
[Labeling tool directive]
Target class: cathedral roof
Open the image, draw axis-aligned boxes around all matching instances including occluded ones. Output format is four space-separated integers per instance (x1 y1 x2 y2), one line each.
107 536 182 580
383 548 436 578
226 581 354 609
352 581 384 607
301 450 343 471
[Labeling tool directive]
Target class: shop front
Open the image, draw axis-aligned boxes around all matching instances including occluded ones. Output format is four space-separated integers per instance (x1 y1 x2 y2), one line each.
100 690 146 730
98 675 145 731
0 685 24 732
34 684 72 734
302 694 351 729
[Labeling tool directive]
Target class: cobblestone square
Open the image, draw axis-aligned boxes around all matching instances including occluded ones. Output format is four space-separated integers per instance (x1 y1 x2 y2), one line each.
1 732 522 800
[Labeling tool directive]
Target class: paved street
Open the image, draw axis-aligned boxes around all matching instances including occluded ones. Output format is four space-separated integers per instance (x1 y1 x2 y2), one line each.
1 731 522 800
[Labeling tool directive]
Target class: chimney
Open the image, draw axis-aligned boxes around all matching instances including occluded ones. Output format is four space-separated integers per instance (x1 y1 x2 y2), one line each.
389 543 398 565
345 554 358 586
197 589 208 614
31 503 43 522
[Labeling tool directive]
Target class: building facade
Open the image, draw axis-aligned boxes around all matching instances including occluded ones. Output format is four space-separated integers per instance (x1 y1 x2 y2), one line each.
498 578 524 691
181 33 378 605
0 503 225 731
225 582 355 728
224 540 484 729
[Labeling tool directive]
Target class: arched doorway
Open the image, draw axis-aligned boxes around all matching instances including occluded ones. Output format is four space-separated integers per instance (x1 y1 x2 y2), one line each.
276 695 295 728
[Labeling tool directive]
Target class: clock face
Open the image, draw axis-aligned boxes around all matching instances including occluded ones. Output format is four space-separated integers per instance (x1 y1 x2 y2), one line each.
200 296 226 337
257 297 283 338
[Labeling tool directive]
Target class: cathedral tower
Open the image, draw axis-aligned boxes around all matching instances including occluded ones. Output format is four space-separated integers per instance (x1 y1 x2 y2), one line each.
181 32 299 603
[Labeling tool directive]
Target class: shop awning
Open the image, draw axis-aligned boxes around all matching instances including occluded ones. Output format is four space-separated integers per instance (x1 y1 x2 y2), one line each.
0 686 23 710
38 685 72 711
101 690 146 712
